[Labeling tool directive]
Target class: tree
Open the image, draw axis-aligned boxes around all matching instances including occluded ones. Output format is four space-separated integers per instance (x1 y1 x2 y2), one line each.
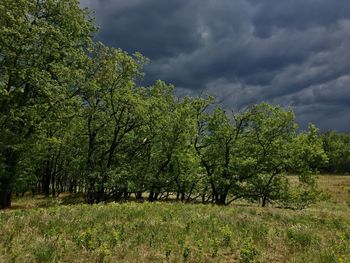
128 82 200 202
194 108 244 205
0 0 95 208
0 0 330 210
242 104 327 207
193 97 252 205
78 43 148 203
283 124 328 209
321 131 350 174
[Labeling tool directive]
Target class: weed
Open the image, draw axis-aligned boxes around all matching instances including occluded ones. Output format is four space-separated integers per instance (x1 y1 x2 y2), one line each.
219 225 233 247
183 247 191 261
239 238 259 263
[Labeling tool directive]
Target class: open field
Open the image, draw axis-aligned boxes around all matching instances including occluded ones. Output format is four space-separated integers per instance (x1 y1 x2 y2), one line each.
317 175 350 203
0 175 349 263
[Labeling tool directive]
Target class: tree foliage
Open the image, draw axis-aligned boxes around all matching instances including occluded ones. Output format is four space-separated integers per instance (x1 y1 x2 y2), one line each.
321 131 350 174
0 0 331 209
0 0 94 208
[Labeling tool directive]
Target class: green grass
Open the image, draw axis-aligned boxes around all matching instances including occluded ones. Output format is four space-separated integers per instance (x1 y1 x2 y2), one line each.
0 176 349 262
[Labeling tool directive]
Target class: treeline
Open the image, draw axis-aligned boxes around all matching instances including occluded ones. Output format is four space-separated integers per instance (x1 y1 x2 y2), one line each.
0 0 343 210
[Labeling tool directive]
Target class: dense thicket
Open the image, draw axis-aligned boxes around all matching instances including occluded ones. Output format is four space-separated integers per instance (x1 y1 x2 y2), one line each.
0 0 331 209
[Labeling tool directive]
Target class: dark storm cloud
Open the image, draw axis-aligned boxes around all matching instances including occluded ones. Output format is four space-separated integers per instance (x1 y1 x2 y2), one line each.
250 0 350 37
82 0 350 131
84 0 203 59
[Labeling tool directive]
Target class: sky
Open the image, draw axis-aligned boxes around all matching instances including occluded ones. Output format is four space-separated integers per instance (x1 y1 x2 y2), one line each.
81 0 350 131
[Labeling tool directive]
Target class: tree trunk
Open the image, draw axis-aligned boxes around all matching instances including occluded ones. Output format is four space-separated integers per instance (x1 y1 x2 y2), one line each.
42 175 50 197
217 194 227 205
87 190 95 204
135 191 143 200
0 149 18 209
148 190 159 202
42 159 52 197
187 182 195 202
51 173 55 197
216 189 228 205
262 194 268 207
148 190 154 201
181 192 185 201
201 185 208 203
0 190 12 209
123 190 130 201
95 188 105 203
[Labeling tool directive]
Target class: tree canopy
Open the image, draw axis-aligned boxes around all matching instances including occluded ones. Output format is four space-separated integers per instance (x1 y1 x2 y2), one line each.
0 0 334 209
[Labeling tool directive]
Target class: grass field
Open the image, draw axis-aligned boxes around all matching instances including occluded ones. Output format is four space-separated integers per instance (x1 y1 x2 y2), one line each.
0 175 349 262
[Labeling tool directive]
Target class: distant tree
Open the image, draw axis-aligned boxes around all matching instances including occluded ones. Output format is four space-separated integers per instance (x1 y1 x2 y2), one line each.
321 131 350 174
283 124 328 209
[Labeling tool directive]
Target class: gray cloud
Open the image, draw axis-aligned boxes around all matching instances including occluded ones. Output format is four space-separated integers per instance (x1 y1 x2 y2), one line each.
82 0 350 131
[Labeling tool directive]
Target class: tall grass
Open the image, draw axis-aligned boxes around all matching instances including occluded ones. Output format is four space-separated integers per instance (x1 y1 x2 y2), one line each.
0 176 349 262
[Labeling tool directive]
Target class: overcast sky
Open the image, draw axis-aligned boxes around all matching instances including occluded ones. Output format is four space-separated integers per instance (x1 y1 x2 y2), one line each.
82 0 350 131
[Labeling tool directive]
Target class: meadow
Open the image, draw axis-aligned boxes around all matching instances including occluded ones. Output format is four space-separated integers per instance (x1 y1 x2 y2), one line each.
1 2 349 262
0 175 349 263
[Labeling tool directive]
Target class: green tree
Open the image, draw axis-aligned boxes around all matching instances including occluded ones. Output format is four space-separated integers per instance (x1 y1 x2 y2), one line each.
128 81 200 202
242 104 327 207
78 43 148 203
283 124 328 209
193 97 252 205
195 108 248 205
321 131 350 174
0 0 95 208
